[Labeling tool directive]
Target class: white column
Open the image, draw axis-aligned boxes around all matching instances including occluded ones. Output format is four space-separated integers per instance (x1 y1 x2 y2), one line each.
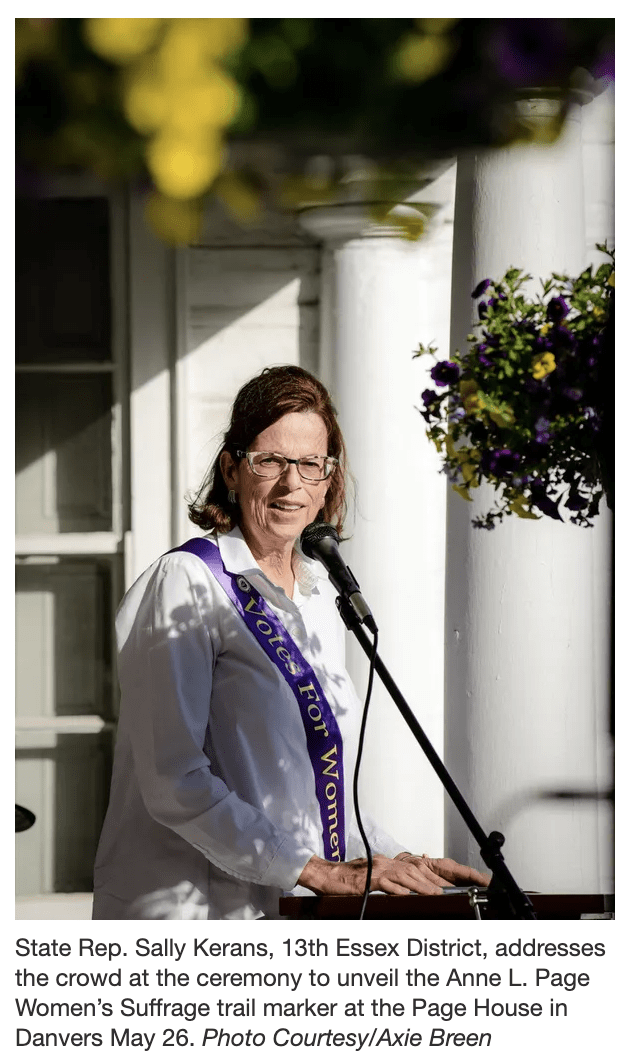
300 194 453 854
445 101 612 893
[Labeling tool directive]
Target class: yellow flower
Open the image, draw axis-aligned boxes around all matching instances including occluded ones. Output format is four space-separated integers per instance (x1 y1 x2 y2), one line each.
393 32 455 83
592 305 605 319
84 18 165 65
607 271 615 288
458 378 483 414
463 394 483 413
531 352 556 380
540 323 553 336
146 129 224 199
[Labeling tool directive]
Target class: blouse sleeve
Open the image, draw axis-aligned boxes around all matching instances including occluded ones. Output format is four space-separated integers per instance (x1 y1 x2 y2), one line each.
116 554 316 890
346 815 408 860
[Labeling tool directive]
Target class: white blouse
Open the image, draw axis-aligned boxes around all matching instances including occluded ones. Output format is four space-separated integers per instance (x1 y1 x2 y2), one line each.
92 527 405 920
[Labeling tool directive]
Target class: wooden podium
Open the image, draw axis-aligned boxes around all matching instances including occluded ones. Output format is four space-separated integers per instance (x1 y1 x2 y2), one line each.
279 893 614 920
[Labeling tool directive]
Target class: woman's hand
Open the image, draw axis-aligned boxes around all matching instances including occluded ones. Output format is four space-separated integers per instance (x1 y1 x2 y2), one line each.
297 853 490 897
394 852 491 892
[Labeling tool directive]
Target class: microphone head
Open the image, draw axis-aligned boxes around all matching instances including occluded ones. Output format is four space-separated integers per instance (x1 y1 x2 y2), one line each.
300 521 340 559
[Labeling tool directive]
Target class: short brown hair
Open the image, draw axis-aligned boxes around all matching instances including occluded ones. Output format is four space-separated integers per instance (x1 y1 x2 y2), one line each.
188 365 348 535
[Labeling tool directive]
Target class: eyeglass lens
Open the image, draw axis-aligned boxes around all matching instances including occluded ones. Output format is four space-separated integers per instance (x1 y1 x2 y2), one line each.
250 453 330 480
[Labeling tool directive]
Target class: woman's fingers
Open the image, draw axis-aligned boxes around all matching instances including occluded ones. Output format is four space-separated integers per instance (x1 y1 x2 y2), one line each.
372 860 446 896
427 858 491 887
374 876 414 896
298 853 489 899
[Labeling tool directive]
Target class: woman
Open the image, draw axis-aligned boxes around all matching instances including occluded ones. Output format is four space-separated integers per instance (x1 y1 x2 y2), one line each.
93 365 488 919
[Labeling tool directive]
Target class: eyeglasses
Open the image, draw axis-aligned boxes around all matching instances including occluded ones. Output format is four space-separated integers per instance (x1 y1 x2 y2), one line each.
236 450 338 482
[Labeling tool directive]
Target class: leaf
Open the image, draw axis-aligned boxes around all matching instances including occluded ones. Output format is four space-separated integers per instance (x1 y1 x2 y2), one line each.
414 341 438 358
460 462 480 488
508 495 540 519
480 392 515 427
452 484 473 501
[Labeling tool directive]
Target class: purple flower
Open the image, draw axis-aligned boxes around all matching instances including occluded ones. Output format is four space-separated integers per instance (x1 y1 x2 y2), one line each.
477 301 489 320
488 293 508 310
480 448 520 478
546 296 570 322
477 343 494 368
562 387 582 402
430 361 461 387
582 335 602 369
448 407 466 424
523 377 551 406
551 324 576 350
420 388 444 423
534 416 551 444
472 278 492 298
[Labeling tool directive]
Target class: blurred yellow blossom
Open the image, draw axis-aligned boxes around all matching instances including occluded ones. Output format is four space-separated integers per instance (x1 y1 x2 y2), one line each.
393 32 455 83
147 130 224 199
416 18 460 34
84 18 165 64
157 19 246 81
84 18 248 212
124 68 169 134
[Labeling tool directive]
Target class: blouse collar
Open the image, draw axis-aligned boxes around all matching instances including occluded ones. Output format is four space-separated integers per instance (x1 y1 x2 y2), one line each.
214 526 327 598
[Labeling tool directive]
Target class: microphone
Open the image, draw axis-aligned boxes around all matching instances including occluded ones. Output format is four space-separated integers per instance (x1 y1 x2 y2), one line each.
300 523 377 633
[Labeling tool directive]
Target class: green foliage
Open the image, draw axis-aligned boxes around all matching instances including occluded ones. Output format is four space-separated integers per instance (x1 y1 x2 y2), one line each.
16 18 614 243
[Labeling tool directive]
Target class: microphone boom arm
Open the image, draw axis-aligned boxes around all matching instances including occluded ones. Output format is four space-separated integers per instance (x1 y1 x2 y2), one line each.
335 593 536 921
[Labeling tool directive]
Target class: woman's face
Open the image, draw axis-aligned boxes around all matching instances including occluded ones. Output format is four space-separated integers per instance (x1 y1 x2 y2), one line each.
221 411 331 556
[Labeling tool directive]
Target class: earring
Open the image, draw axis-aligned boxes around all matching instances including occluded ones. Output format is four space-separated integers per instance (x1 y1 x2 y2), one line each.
228 489 237 505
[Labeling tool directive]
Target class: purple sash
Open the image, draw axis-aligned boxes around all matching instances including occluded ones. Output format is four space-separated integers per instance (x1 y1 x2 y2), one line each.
174 538 346 862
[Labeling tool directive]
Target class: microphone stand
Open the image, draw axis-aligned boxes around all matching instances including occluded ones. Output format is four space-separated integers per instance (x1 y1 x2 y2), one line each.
335 594 537 921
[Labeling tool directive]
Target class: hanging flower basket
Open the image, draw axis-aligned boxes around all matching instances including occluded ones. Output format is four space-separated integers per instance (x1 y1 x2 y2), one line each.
416 246 614 528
